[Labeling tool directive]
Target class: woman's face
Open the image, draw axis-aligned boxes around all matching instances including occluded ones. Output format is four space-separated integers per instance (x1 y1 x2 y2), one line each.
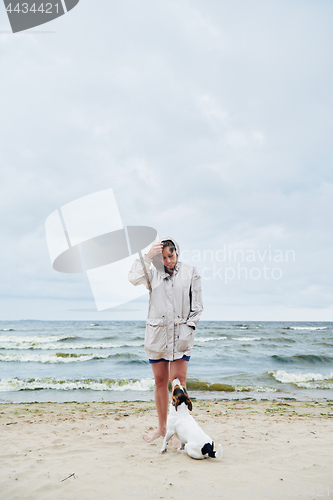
162 246 177 270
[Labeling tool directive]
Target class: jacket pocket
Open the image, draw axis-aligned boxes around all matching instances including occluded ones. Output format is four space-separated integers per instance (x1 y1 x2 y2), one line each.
177 322 194 352
145 317 166 356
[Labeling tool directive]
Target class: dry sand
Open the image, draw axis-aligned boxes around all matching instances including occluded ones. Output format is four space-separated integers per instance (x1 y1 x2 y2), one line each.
1 400 332 499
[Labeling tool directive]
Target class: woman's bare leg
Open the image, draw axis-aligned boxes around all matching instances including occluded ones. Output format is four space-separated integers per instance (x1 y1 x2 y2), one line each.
170 358 189 387
144 361 169 443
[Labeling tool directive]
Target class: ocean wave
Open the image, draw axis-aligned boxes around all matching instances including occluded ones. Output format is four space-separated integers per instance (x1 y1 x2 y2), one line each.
285 326 328 331
0 341 145 350
232 337 262 342
86 325 115 330
0 376 278 394
0 335 78 343
0 353 111 363
0 377 155 392
0 328 15 331
295 381 333 389
195 336 228 343
186 379 277 393
268 370 333 389
272 354 333 365
196 336 262 343
269 337 296 344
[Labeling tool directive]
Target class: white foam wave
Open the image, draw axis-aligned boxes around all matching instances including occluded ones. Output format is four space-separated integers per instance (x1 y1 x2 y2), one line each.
0 341 144 350
296 381 333 389
289 326 328 331
235 385 277 393
0 353 110 363
194 336 261 343
195 336 227 343
0 377 155 392
0 335 74 343
269 370 333 389
233 337 262 342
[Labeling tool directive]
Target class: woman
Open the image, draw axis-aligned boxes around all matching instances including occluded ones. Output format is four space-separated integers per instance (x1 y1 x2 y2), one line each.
128 237 203 442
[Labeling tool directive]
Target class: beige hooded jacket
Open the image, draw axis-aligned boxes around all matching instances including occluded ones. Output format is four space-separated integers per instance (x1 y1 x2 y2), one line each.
128 237 203 361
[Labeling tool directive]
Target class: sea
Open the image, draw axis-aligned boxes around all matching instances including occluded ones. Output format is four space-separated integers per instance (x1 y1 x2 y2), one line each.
0 320 332 403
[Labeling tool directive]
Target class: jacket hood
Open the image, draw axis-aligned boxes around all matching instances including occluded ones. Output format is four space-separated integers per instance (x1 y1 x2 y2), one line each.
160 237 180 258
151 237 180 274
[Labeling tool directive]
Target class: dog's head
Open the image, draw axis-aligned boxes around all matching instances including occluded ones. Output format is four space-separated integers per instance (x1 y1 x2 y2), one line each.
171 378 192 412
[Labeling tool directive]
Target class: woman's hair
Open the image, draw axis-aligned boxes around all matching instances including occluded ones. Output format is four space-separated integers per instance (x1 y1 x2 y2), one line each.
162 240 177 254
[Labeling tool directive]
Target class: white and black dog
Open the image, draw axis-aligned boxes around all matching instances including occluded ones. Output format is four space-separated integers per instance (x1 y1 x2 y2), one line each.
160 378 223 460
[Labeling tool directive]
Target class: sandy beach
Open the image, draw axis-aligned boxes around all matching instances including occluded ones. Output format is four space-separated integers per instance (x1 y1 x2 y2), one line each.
1 400 332 499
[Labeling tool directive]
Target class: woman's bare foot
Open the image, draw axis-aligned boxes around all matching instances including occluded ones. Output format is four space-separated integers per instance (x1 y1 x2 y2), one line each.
143 430 181 447
143 428 165 443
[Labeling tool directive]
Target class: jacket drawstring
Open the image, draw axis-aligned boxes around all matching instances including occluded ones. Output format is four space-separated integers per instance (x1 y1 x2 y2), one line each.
138 250 152 293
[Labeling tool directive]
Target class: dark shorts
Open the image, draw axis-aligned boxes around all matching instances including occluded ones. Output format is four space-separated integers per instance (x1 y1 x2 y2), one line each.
149 355 190 364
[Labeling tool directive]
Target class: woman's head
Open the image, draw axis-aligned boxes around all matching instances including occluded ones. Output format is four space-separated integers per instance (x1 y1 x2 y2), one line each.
161 239 178 271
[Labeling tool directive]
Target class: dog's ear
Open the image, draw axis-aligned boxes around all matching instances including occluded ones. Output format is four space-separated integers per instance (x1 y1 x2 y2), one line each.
185 394 192 411
173 395 182 411
182 387 192 411
172 386 183 411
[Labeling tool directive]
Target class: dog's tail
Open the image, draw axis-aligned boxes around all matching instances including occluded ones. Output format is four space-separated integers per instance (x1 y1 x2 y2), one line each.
215 443 223 461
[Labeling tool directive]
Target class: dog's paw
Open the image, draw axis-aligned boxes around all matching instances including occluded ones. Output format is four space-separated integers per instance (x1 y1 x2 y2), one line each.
177 447 186 453
160 448 167 454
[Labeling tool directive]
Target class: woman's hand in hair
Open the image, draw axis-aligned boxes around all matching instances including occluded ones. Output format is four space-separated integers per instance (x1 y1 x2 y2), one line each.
146 242 163 260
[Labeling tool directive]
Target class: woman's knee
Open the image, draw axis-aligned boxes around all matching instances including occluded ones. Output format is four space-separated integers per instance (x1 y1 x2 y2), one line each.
154 373 169 388
152 363 169 388
170 360 188 387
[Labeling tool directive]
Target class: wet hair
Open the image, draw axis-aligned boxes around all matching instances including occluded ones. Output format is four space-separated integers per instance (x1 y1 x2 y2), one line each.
162 240 177 254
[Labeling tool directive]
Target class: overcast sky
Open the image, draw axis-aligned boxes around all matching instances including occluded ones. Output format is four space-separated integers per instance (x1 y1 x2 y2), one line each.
1 0 332 322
